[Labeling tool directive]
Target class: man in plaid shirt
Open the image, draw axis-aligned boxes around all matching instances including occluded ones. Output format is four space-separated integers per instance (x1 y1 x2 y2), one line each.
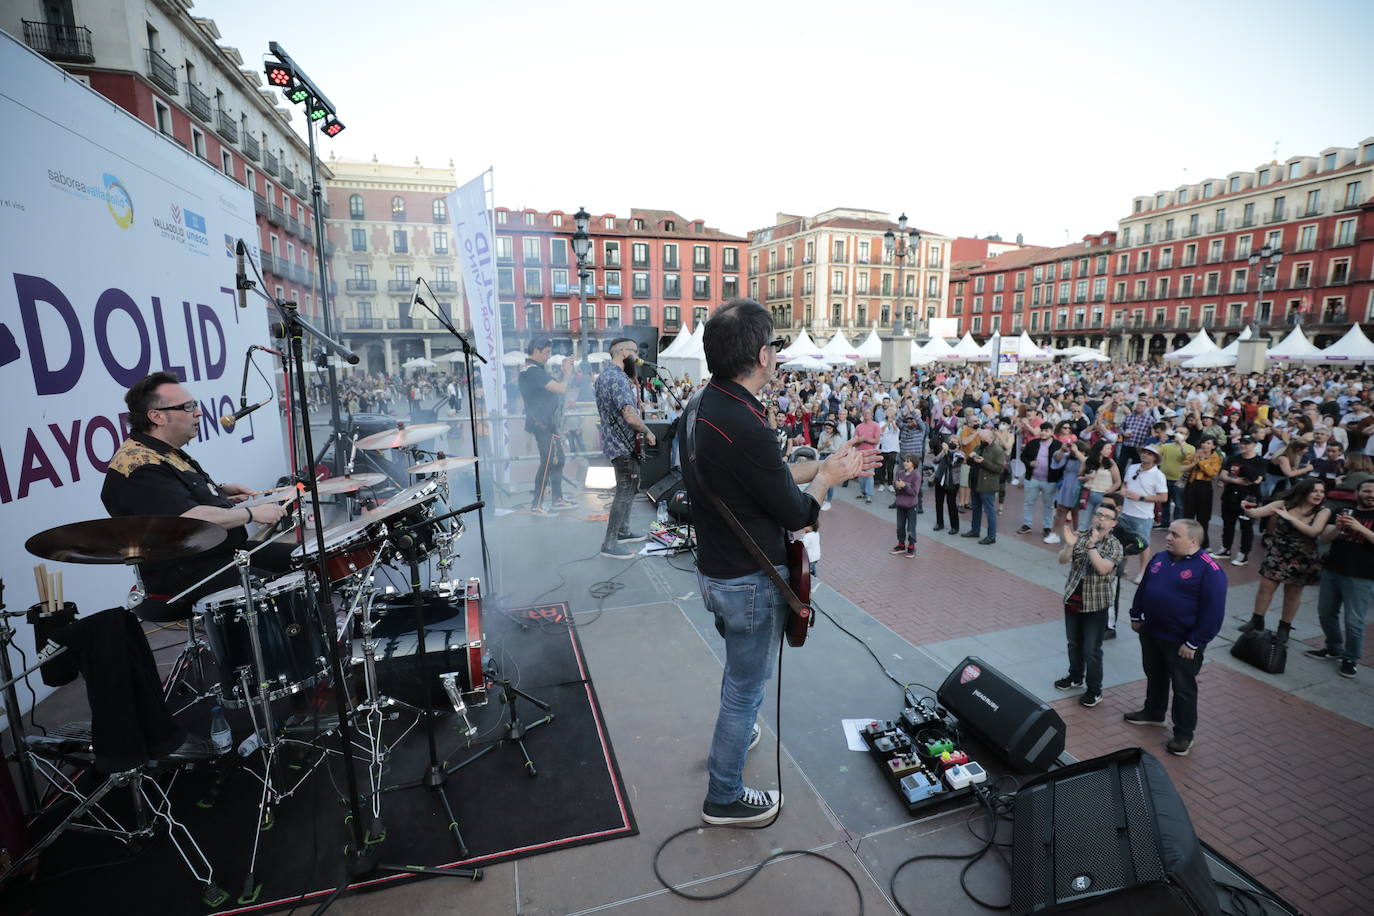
1053 502 1124 707
1119 399 1154 469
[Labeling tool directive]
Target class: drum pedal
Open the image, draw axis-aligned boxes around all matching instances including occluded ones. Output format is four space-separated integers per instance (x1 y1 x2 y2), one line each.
440 673 478 737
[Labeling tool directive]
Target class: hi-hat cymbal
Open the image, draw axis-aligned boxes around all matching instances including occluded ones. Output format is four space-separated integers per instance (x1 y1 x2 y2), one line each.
407 456 477 475
355 423 450 450
25 516 228 565
314 473 387 495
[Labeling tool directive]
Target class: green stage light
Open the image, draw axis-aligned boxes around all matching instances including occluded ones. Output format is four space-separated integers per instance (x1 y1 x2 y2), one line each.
286 86 310 104
308 101 329 121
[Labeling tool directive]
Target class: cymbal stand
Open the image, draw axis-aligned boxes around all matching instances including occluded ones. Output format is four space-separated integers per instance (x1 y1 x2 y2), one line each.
0 580 39 810
444 657 552 780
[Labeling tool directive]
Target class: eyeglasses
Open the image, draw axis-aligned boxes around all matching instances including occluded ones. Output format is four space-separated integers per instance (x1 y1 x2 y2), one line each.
152 400 198 414
769 337 786 352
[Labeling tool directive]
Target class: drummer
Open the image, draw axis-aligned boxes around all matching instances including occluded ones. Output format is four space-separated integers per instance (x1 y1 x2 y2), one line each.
101 372 292 616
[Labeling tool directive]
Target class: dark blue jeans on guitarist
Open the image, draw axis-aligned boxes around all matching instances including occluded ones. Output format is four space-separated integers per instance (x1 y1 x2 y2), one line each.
601 455 640 553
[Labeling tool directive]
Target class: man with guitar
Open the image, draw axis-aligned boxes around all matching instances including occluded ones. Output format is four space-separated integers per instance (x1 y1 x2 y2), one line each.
680 299 875 826
594 337 656 559
518 338 576 515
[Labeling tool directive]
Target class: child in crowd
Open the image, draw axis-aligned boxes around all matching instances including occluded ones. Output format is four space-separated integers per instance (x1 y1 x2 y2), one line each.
891 455 921 558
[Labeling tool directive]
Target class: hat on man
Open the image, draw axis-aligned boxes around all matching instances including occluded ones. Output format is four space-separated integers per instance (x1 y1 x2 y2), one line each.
1239 435 1257 444
1140 443 1161 456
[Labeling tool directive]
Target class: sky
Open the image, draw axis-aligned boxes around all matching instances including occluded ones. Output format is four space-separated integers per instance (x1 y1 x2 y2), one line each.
204 0 1374 246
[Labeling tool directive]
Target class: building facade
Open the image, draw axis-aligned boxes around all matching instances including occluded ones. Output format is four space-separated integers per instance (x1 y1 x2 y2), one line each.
494 207 746 353
6 0 329 321
747 209 952 341
1112 139 1374 360
949 233 1116 342
323 157 464 374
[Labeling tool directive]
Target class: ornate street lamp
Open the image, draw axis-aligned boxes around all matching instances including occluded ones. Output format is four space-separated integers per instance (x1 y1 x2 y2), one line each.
1247 243 1285 326
571 206 592 365
883 212 921 336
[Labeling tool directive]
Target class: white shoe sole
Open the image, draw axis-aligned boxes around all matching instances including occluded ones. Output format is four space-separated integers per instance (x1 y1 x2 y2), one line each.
701 791 782 826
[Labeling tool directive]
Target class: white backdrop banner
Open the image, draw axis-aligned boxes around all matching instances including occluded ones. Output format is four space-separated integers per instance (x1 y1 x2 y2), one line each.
0 35 285 712
448 171 508 476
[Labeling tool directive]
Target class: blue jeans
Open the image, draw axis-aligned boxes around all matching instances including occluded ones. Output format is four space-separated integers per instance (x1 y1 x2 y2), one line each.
1084 489 1108 519
969 491 998 539
1317 571 1372 664
1023 478 1055 529
1164 481 1184 526
1065 608 1108 692
896 506 918 545
859 475 874 499
697 566 787 805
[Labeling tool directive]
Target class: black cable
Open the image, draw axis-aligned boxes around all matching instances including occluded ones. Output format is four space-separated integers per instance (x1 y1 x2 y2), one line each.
13 642 48 736
814 603 940 700
888 782 1011 912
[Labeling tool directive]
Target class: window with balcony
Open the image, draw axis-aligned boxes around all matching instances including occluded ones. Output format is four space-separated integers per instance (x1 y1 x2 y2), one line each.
1305 189 1321 216
1271 197 1285 221
693 275 711 299
1330 260 1350 285
993 294 1003 311
1181 275 1194 296
691 245 710 270
1030 311 1039 331
1204 272 1220 295
832 239 845 261
1212 208 1226 232
1258 300 1272 323
1157 277 1170 298
632 243 649 268
496 236 512 262
1056 309 1068 329
497 268 514 295
993 274 1005 292
1335 219 1356 246
1292 263 1310 288
1187 213 1199 236
973 275 985 293
351 228 366 252
831 270 845 294
1075 279 1088 302
603 270 621 296
1236 236 1252 260
432 198 447 222
522 237 540 263
663 243 679 269
1033 266 1044 283
391 196 406 221
952 297 964 316
631 305 650 324
663 273 680 298
551 268 569 294
973 296 983 313
393 230 407 253
1143 224 1153 243
1139 251 1151 272
523 268 542 295
1059 281 1071 303
1297 225 1317 251
1177 306 1190 328
1164 218 1175 240
433 230 448 254
1134 279 1147 299
1032 287 1041 306
723 247 739 271
632 272 650 297
856 273 869 294
1208 239 1224 263
722 276 738 299
1092 277 1106 301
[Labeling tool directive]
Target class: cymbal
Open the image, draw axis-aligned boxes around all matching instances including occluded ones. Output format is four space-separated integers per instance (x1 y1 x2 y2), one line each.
25 516 227 565
314 473 387 495
241 485 300 507
407 456 477 475
355 423 450 450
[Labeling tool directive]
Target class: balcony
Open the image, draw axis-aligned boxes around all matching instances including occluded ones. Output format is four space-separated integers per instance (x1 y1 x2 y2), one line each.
258 250 276 276
298 179 310 200
186 83 211 121
1303 206 1323 218
387 280 412 292
264 151 279 176
22 20 95 63
301 225 314 247
321 201 331 219
323 239 335 257
286 216 301 237
282 167 296 189
345 279 377 292
431 281 457 293
241 133 260 162
253 193 269 218
342 318 383 330
145 48 178 95
267 204 286 227
1265 212 1285 224
216 109 237 143
1183 228 1199 238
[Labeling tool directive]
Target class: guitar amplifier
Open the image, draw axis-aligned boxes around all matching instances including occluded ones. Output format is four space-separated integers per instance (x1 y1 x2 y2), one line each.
638 420 676 492
937 656 1065 773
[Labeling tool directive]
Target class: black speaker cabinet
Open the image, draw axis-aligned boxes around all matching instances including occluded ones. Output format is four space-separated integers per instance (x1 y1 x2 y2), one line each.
637 419 676 492
1011 748 1220 916
937 656 1065 772
644 468 682 504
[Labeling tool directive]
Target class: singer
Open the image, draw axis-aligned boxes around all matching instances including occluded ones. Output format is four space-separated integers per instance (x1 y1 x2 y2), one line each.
101 372 292 616
593 338 655 559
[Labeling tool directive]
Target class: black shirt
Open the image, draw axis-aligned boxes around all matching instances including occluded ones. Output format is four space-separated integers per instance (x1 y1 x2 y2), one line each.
518 361 558 433
1222 454 1266 499
1325 506 1374 580
100 432 247 595
679 379 821 579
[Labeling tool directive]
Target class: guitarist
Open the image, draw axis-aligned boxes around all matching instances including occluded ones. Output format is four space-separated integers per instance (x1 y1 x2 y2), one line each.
679 299 874 827
518 338 575 515
594 337 657 559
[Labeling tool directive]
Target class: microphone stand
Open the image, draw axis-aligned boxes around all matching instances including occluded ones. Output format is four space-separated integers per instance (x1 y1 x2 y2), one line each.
413 278 494 599
236 254 376 879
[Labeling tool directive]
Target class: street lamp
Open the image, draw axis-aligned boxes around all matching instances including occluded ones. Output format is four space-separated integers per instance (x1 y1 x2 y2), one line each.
1247 243 1284 327
571 206 592 367
883 212 921 336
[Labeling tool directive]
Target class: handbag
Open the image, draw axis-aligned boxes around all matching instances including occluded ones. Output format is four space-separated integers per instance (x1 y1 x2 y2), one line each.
1230 628 1287 674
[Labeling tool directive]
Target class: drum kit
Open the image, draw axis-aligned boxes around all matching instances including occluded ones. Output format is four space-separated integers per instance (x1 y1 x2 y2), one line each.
4 422 514 900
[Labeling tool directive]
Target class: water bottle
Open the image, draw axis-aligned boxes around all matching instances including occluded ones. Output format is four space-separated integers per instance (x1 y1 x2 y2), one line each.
656 499 668 525
237 731 262 757
209 706 232 755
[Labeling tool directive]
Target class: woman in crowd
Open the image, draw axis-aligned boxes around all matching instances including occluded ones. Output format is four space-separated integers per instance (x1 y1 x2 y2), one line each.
1180 435 1222 547
1053 427 1086 535
1239 479 1331 637
1269 438 1315 492
1079 439 1121 518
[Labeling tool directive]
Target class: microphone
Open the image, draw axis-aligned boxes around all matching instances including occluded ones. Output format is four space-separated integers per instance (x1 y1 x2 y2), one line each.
634 357 663 370
220 396 273 432
235 239 249 309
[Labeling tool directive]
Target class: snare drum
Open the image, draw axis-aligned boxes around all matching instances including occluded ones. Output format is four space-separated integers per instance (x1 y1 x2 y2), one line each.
200 571 330 709
354 577 485 709
291 520 377 583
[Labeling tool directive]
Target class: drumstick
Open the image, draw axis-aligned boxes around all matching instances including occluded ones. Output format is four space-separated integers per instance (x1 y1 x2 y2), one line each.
34 565 47 609
55 571 64 611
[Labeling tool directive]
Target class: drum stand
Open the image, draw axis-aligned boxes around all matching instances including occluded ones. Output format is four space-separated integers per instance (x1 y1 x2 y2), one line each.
371 537 481 873
445 657 552 780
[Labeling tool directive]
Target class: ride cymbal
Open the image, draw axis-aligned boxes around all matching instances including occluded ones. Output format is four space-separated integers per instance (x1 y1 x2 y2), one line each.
407 456 477 474
354 423 450 450
25 516 228 565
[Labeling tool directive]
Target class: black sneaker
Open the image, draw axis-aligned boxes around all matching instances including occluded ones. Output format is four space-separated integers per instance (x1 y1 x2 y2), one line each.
933 523 945 532
947 528 960 536
1054 676 1083 691
1079 691 1102 708
961 530 979 538
1166 736 1193 756
1230 554 1248 567
1017 525 1032 535
618 531 648 543
1304 647 1341 661
701 787 781 826
1124 709 1166 727
978 536 996 545
1213 547 1232 559
890 543 907 555
1103 627 1117 640
1339 660 1358 679
1238 617 1265 633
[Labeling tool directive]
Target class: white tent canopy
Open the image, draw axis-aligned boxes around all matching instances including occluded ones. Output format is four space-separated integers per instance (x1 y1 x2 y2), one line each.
1218 326 1254 357
1012 332 1053 361
780 354 834 371
1314 323 1374 363
919 336 957 361
947 331 990 360
820 330 860 365
1070 351 1111 363
402 356 436 369
659 321 708 381
501 350 527 366
1182 351 1237 368
658 313 693 358
1267 325 1325 361
1164 329 1220 360
856 327 884 360
778 327 823 360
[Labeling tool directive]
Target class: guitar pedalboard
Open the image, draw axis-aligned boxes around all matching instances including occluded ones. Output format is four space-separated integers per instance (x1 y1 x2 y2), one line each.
860 701 984 815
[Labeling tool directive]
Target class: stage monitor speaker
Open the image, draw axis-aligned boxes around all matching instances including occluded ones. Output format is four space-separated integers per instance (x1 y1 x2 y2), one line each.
637 420 676 491
1011 747 1220 916
937 656 1065 773
645 469 682 504
613 325 659 367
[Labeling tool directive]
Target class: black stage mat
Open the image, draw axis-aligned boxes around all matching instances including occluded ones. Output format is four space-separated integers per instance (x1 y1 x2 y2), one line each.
4 602 636 914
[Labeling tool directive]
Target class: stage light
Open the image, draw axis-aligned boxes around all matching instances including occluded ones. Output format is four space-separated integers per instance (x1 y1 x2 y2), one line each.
322 115 346 137
285 85 310 104
307 99 329 121
264 61 294 87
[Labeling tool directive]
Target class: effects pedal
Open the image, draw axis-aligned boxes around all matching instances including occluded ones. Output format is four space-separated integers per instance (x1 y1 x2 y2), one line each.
923 737 955 757
938 749 970 769
899 770 945 804
943 761 988 790
886 754 923 779
901 705 943 733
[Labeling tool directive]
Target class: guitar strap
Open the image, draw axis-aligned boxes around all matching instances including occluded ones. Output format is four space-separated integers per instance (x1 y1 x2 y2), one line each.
683 388 810 621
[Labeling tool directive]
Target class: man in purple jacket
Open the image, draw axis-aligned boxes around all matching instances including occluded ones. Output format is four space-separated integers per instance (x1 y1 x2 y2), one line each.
1124 518 1227 756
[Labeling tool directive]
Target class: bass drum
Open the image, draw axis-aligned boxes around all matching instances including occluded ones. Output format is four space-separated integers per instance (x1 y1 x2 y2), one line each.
354 578 485 709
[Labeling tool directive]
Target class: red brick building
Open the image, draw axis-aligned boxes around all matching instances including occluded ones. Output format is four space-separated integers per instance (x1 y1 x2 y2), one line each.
495 207 746 353
5 2 328 320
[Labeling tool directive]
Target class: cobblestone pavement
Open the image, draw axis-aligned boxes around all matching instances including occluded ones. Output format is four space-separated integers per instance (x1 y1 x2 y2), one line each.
818 481 1373 916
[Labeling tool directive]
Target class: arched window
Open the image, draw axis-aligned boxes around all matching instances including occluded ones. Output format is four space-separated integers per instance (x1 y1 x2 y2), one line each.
348 194 364 219
432 198 447 222
391 196 406 221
